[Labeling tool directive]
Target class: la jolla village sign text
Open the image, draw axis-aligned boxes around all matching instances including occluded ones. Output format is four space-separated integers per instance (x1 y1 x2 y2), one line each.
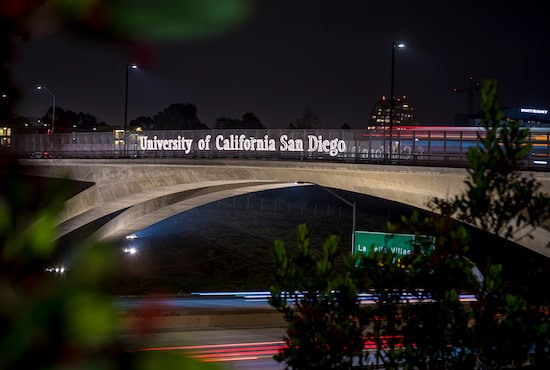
138 134 347 157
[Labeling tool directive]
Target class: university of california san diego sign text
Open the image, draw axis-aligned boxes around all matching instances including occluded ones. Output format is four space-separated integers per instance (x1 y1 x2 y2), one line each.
138 134 347 157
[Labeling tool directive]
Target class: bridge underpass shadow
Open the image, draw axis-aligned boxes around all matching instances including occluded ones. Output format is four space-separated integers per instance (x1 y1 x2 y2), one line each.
71 186 419 294
50 186 548 297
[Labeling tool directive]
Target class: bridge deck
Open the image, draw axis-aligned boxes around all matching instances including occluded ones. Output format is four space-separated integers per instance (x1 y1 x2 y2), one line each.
19 158 550 257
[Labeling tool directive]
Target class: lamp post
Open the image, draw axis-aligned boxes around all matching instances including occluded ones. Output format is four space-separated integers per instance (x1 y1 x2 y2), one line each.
389 41 405 160
295 181 356 254
124 64 138 155
37 85 55 133
1 93 8 120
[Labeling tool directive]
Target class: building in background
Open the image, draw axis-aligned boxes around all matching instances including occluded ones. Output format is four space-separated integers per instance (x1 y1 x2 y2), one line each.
500 107 550 127
459 106 550 127
0 126 11 147
367 95 418 129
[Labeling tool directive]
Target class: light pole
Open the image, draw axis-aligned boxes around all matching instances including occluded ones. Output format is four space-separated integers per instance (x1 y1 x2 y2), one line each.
124 64 138 155
1 93 8 119
37 85 55 133
295 181 356 254
389 41 405 160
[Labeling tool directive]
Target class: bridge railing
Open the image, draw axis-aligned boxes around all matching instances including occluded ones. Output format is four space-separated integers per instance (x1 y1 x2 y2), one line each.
7 128 550 171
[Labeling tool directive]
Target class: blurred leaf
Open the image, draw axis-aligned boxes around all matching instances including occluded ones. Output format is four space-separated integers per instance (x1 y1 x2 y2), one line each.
25 213 58 258
0 198 9 233
63 291 120 346
68 241 118 286
1 158 217 370
135 350 224 370
113 0 251 40
54 0 252 41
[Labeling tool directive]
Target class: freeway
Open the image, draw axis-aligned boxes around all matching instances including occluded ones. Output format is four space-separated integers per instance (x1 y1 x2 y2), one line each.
115 292 287 369
113 291 479 369
115 292 285 331
125 327 287 369
115 291 275 312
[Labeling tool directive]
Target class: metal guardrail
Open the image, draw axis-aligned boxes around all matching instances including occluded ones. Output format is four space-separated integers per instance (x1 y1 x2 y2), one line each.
5 128 550 171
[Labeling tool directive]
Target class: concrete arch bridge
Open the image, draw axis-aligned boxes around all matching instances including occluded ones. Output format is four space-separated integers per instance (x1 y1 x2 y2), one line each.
20 158 550 257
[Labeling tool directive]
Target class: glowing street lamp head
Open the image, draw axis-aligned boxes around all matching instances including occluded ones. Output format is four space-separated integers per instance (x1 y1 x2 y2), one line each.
394 42 405 49
36 85 53 95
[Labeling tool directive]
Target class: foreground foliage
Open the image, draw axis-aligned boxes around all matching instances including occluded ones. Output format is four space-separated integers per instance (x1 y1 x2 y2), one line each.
0 157 222 370
269 224 365 370
270 80 550 369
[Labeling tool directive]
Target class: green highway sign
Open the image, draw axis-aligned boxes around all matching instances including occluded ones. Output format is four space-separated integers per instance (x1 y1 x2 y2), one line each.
354 231 435 260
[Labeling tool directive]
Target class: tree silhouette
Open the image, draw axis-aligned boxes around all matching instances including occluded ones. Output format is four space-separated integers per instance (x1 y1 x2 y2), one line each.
215 112 265 129
152 103 208 130
40 107 106 133
241 112 265 129
290 108 320 129
129 115 155 130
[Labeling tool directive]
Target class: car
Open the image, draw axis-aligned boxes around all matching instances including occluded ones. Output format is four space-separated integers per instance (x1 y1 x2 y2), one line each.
30 151 54 159
30 151 43 158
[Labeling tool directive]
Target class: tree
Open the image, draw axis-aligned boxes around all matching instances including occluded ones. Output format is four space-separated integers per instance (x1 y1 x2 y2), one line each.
290 108 321 129
269 224 367 370
432 80 549 247
152 103 208 130
129 115 155 130
420 79 550 368
215 112 266 129
270 79 550 369
363 79 550 369
241 112 265 129
39 107 106 133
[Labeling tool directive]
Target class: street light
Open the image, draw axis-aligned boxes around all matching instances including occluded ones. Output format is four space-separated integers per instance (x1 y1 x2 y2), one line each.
389 41 405 160
295 181 356 254
37 84 55 133
1 93 8 119
124 63 138 155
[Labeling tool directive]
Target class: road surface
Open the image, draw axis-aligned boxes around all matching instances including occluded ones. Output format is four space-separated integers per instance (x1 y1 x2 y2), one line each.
115 292 287 369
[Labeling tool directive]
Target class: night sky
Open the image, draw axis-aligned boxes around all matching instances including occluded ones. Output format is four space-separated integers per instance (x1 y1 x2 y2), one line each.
7 0 550 129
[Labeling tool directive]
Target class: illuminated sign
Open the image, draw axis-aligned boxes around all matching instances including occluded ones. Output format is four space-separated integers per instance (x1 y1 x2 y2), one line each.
520 108 548 115
137 134 348 157
354 231 435 261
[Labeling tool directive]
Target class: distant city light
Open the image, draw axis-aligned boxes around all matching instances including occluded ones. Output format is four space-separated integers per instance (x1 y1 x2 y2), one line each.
123 247 137 255
126 234 138 240
45 266 65 274
521 108 548 115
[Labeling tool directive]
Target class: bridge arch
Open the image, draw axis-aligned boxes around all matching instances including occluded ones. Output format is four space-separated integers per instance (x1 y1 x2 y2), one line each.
21 158 550 257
